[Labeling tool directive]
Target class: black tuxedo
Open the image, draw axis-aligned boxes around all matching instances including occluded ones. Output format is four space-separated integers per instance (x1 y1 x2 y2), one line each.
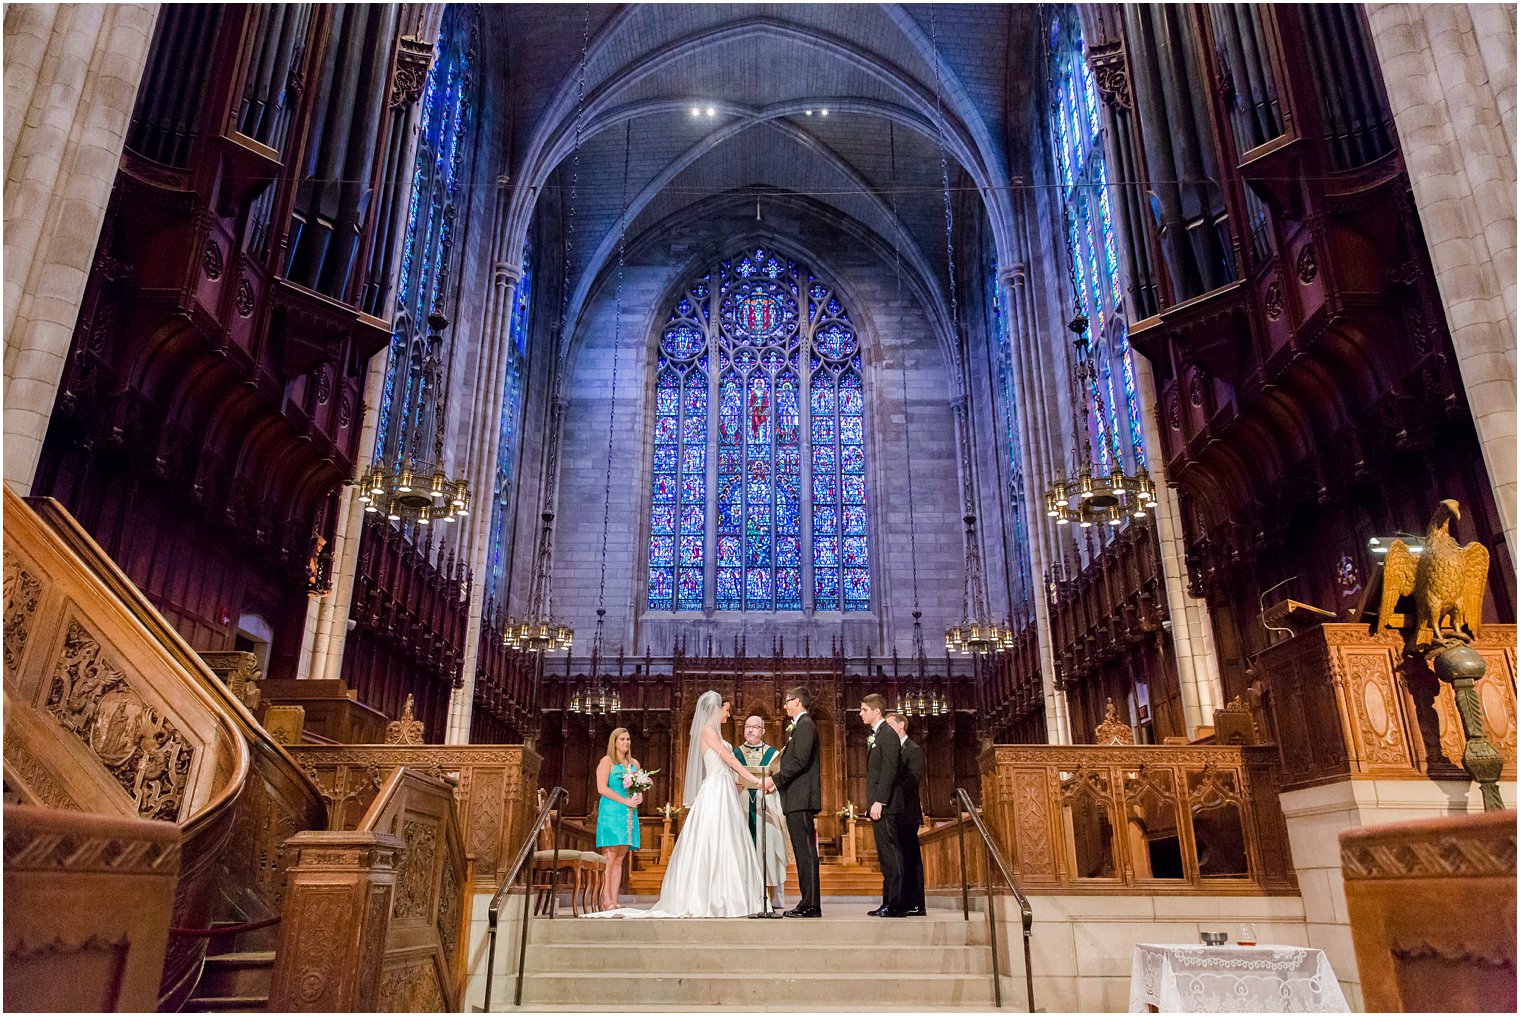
896 736 926 911
865 722 907 910
773 712 821 910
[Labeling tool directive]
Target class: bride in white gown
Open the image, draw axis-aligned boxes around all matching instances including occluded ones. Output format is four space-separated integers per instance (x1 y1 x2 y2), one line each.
586 690 764 918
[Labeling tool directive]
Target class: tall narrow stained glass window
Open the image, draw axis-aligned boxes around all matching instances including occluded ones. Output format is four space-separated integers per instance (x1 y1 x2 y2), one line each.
374 7 473 468
646 247 871 613
1049 14 1148 471
485 251 531 610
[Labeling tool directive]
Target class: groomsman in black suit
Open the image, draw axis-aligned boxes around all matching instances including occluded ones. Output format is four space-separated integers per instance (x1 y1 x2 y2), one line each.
770 686 822 917
885 711 926 916
859 693 909 917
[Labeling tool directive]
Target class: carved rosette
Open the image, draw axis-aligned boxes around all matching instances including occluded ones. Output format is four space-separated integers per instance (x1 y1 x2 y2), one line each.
1296 244 1318 284
235 277 254 316
1264 280 1283 320
202 240 224 280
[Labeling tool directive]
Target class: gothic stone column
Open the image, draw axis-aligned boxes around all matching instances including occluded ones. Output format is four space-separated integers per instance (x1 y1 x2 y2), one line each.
3 4 159 494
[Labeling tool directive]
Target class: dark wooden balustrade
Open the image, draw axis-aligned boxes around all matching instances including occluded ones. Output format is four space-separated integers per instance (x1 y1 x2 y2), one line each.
960 743 1297 895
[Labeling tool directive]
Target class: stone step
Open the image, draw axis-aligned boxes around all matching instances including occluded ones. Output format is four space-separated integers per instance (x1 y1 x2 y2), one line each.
628 862 884 895
525 942 993 975
193 951 275 1000
516 971 998 1009
526 913 987 947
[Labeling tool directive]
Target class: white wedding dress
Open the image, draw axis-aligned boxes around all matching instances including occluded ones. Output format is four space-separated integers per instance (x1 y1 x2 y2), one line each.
587 741 762 918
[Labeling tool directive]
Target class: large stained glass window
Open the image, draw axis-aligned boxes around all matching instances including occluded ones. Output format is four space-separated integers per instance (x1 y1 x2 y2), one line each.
646 247 870 613
1049 14 1147 471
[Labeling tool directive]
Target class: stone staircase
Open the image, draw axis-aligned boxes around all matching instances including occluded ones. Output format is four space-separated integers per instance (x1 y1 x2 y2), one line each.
500 901 1005 1011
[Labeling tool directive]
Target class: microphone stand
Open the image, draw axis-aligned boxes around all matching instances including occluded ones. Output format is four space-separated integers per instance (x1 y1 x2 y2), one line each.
749 764 780 919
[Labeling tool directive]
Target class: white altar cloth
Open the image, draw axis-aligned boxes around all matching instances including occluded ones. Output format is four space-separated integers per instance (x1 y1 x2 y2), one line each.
1128 943 1349 1013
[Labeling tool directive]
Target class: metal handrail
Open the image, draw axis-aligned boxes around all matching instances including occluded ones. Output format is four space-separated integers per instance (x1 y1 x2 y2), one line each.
953 788 1035 1012
482 786 568 1012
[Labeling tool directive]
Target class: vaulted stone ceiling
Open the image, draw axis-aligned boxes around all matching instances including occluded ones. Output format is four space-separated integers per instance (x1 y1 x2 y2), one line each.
489 4 1043 335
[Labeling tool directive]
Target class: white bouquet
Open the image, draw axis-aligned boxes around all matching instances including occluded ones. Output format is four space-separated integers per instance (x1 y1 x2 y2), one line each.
622 768 657 794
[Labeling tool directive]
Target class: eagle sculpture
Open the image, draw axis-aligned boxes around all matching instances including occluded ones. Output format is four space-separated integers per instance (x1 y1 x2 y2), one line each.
1376 499 1489 649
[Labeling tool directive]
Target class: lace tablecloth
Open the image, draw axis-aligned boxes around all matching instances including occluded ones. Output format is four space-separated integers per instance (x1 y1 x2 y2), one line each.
1128 944 1350 1013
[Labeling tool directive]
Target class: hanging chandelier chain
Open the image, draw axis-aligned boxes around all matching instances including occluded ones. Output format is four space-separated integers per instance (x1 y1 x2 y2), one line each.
888 123 921 622
929 5 1005 656
596 119 632 623
503 5 590 654
930 4 962 358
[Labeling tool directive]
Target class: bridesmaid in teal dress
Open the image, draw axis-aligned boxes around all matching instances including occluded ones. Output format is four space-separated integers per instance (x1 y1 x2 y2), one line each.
594 727 643 909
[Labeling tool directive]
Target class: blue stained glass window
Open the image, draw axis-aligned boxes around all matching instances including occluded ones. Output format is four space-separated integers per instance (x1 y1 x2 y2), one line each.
647 247 870 611
486 243 529 614
1050 12 1150 478
376 6 475 509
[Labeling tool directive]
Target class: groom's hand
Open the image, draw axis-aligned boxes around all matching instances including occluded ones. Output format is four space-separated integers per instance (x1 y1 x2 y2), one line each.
869 802 883 821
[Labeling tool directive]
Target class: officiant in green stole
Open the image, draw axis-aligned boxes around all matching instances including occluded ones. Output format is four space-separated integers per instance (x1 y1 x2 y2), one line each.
735 714 788 908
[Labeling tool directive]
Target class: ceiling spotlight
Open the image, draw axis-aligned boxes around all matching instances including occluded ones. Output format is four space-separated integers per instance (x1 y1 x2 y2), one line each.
820 108 829 116
804 109 813 116
706 106 715 117
691 106 700 117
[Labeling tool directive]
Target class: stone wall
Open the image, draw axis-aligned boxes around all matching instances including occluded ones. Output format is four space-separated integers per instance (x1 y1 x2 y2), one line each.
544 199 966 657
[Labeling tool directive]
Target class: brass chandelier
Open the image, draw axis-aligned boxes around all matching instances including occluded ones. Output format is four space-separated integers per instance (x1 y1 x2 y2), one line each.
1042 311 1158 530
357 306 471 526
898 612 949 717
945 510 1016 655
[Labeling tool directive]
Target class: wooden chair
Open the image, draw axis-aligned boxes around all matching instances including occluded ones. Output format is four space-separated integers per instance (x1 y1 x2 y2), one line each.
576 851 607 912
529 812 589 916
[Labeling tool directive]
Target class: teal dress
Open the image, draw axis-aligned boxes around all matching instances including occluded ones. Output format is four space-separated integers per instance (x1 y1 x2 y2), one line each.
595 762 642 849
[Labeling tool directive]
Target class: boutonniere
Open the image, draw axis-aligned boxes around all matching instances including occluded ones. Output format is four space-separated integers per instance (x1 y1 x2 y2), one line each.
867 732 877 750
786 718 798 734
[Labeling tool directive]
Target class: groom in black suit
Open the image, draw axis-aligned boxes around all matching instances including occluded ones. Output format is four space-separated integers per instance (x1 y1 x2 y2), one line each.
769 686 822 917
860 692 910 916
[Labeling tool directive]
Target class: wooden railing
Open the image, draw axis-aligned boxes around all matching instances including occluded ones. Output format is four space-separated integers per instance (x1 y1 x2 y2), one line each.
976 744 1297 894
287 743 541 889
270 767 470 1011
24 496 330 949
3 489 256 1008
